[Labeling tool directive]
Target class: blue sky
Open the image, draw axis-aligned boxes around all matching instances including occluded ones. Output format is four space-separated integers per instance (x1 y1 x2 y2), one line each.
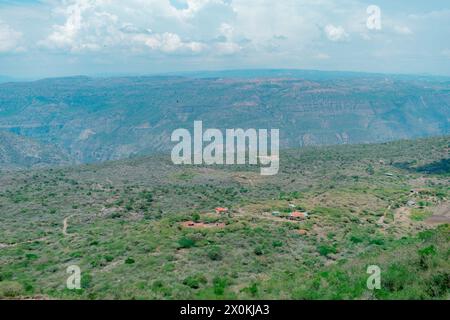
0 0 450 78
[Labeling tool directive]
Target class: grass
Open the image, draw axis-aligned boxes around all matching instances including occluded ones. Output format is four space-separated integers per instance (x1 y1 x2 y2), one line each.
0 136 448 299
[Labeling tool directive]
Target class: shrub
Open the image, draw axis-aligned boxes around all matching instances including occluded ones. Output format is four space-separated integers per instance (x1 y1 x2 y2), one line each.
192 213 201 222
0 281 23 298
254 245 265 256
81 273 92 289
178 237 196 249
207 246 223 261
418 245 436 270
213 277 228 296
243 282 259 297
427 272 450 298
272 240 283 248
318 245 337 256
183 275 207 289
349 235 363 244
125 257 135 264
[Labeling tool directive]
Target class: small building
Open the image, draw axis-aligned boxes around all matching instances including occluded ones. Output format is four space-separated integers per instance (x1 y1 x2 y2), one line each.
289 211 308 220
407 200 416 207
215 207 229 214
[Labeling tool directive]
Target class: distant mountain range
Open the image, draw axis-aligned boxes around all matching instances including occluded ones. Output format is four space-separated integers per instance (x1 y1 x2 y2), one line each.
0 69 449 168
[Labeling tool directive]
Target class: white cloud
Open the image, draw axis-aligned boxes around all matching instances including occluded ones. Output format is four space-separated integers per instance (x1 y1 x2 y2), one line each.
324 24 349 42
133 32 205 53
0 20 23 53
39 0 217 54
2 0 449 77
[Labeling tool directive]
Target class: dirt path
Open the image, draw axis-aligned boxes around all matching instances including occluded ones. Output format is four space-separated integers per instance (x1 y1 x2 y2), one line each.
62 216 71 236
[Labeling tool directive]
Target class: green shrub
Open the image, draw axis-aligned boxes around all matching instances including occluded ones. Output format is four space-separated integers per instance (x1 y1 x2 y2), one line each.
350 235 363 244
427 272 450 298
178 237 196 249
318 245 337 256
254 245 265 256
213 277 228 296
272 240 283 248
125 257 135 264
207 246 223 261
0 281 24 298
192 213 201 222
183 275 207 289
418 245 436 270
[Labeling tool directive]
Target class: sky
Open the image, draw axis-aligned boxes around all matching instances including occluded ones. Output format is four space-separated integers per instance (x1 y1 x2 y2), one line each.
0 0 450 78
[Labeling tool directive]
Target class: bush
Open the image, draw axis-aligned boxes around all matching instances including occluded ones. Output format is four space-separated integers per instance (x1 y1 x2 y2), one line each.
254 245 265 256
418 245 436 270
213 277 228 296
318 245 337 256
272 240 283 248
350 235 363 244
183 274 208 289
243 282 259 297
178 237 196 249
0 281 23 298
125 257 135 264
427 272 450 298
192 213 201 222
207 246 223 261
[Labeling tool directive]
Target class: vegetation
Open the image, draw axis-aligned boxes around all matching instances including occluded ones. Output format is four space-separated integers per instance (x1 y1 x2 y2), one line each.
0 136 448 299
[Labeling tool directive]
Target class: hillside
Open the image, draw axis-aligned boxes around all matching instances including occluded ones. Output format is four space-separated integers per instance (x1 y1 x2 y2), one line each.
0 71 449 166
0 131 70 169
0 136 448 299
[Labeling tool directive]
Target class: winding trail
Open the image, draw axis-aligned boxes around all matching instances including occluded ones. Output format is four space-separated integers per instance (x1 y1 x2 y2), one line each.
62 216 71 236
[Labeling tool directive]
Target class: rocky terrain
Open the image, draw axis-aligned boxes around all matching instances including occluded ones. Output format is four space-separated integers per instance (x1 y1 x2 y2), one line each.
0 70 448 167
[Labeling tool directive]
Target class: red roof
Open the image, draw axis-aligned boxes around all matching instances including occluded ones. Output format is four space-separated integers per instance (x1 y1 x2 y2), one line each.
290 211 306 218
215 207 228 212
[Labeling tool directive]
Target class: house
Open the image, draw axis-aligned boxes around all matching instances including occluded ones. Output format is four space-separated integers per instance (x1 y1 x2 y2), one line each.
289 211 308 220
215 207 229 214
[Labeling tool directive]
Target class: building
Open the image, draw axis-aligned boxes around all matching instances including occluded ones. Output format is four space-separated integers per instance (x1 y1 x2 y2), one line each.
215 207 229 214
289 211 308 220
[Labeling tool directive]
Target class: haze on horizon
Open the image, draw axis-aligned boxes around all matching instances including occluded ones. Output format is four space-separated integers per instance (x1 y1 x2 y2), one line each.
0 0 450 79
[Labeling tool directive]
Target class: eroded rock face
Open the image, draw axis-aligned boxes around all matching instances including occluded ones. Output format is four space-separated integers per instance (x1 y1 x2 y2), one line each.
0 72 449 167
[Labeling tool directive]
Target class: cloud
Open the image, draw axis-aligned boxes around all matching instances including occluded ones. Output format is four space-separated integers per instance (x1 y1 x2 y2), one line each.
0 20 23 53
2 0 450 77
39 0 223 54
324 24 349 42
133 32 206 53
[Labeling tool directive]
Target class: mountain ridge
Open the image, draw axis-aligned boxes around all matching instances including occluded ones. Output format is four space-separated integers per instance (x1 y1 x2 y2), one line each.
0 70 449 167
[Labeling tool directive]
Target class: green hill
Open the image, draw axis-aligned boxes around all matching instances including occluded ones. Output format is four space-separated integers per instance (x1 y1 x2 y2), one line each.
0 136 448 299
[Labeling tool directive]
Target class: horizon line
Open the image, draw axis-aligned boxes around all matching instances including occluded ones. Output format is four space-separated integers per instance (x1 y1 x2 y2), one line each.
2 67 450 83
